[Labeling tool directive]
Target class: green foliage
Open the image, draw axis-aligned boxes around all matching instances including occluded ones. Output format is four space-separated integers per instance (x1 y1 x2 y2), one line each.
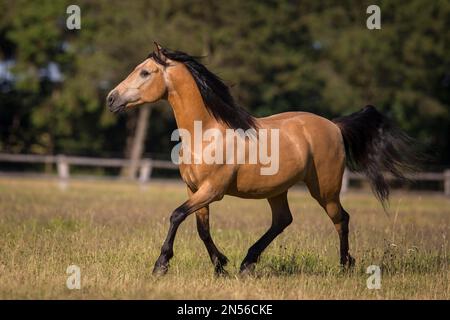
0 0 449 163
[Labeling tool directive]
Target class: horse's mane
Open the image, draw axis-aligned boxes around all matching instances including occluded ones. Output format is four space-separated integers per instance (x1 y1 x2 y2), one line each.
148 47 256 130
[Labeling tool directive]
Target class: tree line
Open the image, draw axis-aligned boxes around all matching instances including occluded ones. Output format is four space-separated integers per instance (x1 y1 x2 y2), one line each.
0 0 449 173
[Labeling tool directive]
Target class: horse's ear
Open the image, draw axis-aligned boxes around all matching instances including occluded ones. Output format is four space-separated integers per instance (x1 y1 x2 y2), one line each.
154 41 162 54
153 41 167 64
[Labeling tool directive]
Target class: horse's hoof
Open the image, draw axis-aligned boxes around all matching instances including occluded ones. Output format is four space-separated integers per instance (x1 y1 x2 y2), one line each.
341 255 355 270
152 264 169 277
214 267 230 278
348 255 356 267
212 255 229 277
239 262 256 276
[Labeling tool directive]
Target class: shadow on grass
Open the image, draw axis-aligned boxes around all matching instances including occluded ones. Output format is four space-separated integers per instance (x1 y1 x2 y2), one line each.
254 244 448 277
257 251 345 277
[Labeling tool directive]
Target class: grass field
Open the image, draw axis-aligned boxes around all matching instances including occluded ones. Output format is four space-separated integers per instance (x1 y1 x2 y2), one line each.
0 177 448 299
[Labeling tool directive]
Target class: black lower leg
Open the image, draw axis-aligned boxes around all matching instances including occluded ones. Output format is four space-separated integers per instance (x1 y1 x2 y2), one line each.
153 207 188 275
240 193 292 274
339 209 354 267
240 228 281 272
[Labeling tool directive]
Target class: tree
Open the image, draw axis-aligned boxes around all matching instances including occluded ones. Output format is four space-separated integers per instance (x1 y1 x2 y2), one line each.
1 0 449 169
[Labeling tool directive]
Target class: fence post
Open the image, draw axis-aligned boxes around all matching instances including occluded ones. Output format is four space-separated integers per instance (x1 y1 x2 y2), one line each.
444 169 450 197
139 160 152 184
341 168 349 194
57 155 70 180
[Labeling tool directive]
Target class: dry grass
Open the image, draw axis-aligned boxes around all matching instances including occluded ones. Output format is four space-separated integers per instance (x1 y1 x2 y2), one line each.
0 177 448 299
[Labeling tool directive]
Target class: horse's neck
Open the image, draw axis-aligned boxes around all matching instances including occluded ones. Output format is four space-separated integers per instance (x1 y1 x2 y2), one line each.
167 72 218 133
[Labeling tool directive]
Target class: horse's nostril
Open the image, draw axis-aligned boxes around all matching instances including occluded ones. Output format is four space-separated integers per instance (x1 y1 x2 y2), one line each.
107 91 118 107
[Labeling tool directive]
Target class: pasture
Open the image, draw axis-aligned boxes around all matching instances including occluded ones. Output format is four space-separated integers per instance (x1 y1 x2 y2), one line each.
0 177 448 299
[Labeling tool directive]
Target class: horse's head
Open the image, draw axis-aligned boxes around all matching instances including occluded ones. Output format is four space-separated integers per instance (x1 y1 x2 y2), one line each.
106 42 168 113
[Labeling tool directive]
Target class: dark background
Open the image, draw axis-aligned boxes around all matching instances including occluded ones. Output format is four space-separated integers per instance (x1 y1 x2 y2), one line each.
0 0 448 171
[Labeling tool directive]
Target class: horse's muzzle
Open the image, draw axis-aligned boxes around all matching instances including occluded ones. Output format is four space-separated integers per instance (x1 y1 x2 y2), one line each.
106 90 126 114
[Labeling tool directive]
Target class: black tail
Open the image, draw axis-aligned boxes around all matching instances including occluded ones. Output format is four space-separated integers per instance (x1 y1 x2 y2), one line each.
333 105 421 208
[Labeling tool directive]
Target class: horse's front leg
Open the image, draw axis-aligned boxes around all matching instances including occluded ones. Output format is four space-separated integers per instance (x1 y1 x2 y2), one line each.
152 186 222 276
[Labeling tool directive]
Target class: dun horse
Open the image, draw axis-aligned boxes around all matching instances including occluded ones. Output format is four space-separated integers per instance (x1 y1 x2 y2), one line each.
107 43 418 276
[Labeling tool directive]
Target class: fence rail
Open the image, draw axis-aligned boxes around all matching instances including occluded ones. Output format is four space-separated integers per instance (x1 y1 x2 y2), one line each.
341 170 450 196
0 153 177 184
0 153 449 196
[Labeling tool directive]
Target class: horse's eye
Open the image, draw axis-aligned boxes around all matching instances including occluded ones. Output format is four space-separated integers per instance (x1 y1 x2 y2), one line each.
140 70 150 78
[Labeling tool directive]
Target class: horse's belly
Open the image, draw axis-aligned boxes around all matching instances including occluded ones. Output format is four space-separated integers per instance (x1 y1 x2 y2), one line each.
228 151 308 198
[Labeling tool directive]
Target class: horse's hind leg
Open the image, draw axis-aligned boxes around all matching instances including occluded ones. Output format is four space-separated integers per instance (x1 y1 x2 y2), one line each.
240 191 293 274
307 179 355 268
322 198 354 268
196 206 229 275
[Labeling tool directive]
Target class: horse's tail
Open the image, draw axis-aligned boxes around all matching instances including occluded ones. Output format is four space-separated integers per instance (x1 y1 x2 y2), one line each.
333 105 421 209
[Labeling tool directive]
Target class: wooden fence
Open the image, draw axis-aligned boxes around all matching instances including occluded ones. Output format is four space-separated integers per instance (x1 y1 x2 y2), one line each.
341 169 450 196
0 153 177 184
0 153 449 196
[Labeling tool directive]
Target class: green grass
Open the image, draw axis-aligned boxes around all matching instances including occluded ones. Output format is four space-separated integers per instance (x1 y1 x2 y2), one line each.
0 177 448 299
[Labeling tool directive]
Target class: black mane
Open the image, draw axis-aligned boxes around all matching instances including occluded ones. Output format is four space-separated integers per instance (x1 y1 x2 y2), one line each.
148 48 256 130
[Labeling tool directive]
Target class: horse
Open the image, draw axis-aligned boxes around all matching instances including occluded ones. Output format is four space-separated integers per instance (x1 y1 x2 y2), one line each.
107 43 419 276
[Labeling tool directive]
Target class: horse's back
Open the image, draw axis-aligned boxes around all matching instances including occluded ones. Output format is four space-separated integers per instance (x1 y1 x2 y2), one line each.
256 111 336 129
256 111 343 148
